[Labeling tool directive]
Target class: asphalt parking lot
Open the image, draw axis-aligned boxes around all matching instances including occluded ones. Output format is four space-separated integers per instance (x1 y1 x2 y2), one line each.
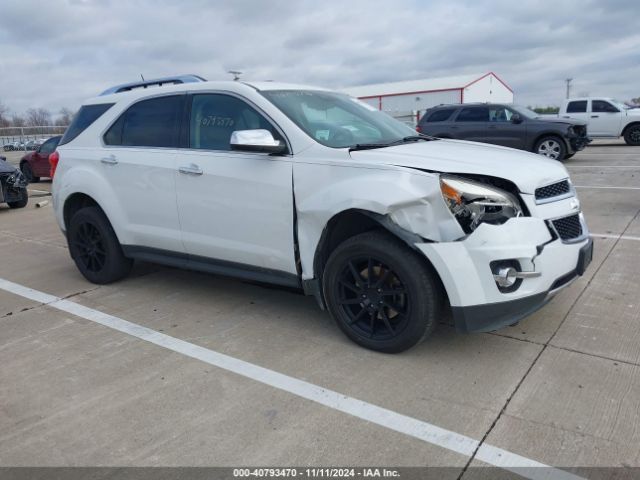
1 141 639 479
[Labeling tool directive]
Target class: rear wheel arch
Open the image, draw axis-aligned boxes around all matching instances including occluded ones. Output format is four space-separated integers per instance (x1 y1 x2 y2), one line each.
63 193 103 231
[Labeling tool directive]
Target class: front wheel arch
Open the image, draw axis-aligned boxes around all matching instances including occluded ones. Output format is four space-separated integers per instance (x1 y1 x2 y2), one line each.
311 209 448 308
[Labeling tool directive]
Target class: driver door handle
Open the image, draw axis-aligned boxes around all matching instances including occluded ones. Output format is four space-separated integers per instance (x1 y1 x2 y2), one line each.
100 154 118 165
591 115 599 118
179 163 203 176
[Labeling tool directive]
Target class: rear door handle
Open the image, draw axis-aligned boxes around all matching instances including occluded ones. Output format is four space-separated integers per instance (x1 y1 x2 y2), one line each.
591 115 599 118
179 163 203 176
100 154 117 165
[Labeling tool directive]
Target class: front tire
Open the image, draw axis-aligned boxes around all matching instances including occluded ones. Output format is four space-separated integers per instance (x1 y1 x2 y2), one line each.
623 125 640 146
7 188 28 209
534 136 567 160
20 162 39 183
67 206 133 284
322 231 441 353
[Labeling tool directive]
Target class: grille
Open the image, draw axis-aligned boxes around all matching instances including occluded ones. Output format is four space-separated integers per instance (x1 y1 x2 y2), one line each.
552 214 583 241
535 180 571 201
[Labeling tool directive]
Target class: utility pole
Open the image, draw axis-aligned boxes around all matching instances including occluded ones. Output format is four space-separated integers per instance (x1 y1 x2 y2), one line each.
565 78 573 99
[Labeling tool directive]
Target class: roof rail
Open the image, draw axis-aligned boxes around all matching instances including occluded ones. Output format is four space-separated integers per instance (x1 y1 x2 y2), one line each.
99 74 207 96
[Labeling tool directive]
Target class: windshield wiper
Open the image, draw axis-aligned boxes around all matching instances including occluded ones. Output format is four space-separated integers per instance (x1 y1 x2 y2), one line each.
349 135 437 152
349 143 392 151
386 135 438 146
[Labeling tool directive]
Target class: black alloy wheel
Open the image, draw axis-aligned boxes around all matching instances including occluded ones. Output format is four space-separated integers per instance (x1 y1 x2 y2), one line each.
68 206 132 284
323 231 440 353
336 256 410 341
624 125 640 146
73 222 107 273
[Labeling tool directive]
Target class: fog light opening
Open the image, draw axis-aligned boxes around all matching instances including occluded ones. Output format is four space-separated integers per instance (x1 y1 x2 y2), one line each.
490 260 523 293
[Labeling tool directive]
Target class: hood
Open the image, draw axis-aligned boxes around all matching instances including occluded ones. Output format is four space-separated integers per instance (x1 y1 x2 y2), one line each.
626 109 640 116
349 139 569 194
0 159 18 174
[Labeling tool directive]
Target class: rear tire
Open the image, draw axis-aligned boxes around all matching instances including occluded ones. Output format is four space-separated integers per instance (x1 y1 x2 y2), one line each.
20 162 39 183
623 125 640 146
7 188 28 209
322 230 441 353
67 206 132 284
534 135 567 160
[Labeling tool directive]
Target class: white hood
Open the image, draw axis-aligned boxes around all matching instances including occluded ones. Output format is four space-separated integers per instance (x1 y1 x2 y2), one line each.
349 139 570 194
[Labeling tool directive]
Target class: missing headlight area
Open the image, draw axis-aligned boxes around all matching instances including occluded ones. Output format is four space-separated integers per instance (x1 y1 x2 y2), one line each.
439 175 524 234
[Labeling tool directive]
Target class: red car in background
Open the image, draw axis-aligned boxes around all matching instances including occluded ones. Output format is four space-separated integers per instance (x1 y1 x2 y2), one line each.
19 135 61 183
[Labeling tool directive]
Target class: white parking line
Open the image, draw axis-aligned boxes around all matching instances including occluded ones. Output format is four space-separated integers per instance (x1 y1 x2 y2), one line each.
591 233 640 242
574 185 640 190
0 277 582 480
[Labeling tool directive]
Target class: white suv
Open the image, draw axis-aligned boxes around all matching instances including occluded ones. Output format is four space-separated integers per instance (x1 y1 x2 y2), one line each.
52 75 593 353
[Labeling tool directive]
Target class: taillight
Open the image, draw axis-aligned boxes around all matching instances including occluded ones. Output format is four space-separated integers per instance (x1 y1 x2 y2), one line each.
49 151 59 178
415 125 421 133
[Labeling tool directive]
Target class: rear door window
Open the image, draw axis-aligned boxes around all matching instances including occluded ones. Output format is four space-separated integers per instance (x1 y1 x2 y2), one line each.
426 109 455 122
104 95 183 148
456 107 489 122
59 104 114 146
566 101 587 113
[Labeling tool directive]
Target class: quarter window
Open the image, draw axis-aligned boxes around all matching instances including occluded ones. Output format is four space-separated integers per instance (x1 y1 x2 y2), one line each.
456 107 489 122
104 95 183 147
426 109 455 122
189 94 282 151
566 101 587 113
59 104 113 146
592 100 619 113
39 136 60 155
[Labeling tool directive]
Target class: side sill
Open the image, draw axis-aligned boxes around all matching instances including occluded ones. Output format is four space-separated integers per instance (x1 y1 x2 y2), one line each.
122 245 301 289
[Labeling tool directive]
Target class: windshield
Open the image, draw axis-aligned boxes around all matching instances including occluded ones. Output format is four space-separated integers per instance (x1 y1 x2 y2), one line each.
510 105 541 119
261 90 417 148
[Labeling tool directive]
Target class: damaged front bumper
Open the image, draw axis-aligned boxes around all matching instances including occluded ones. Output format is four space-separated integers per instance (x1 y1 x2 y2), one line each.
416 217 593 333
567 132 592 153
0 170 28 204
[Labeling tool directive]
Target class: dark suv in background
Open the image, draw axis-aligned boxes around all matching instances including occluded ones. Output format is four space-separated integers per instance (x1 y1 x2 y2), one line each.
417 104 590 160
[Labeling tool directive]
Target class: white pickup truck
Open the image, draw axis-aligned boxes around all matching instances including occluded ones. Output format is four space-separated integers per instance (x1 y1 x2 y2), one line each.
559 98 640 145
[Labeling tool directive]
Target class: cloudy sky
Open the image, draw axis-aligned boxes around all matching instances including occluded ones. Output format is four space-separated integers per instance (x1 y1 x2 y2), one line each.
1 0 639 118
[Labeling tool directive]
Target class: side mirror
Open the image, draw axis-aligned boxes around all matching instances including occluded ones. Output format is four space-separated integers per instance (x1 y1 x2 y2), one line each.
511 114 523 124
230 129 287 154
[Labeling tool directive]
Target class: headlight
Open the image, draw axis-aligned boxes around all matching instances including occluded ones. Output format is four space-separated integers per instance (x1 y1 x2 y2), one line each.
440 176 523 233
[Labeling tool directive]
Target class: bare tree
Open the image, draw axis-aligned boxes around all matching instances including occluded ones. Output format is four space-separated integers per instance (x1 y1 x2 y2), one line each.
55 107 74 126
11 114 25 127
0 100 10 128
25 108 52 127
